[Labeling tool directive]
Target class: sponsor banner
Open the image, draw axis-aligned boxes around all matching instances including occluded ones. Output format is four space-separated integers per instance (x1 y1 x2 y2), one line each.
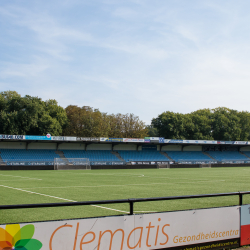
150 137 160 142
25 135 52 140
164 139 171 143
100 137 108 142
76 137 99 141
123 138 145 142
217 141 225 144
183 140 218 144
169 140 183 143
0 206 239 250
100 138 123 142
131 161 169 165
241 204 250 246
159 137 165 143
0 134 25 140
51 136 76 141
6 161 53 166
145 139 151 143
90 161 125 165
233 141 247 145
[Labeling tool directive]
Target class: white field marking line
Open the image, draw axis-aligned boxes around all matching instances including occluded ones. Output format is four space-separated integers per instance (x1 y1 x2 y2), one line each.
0 185 128 214
56 173 145 177
22 180 225 190
0 180 41 182
0 174 42 181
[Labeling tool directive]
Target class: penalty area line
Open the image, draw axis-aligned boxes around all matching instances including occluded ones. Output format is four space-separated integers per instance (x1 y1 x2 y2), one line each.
0 174 42 181
0 185 128 214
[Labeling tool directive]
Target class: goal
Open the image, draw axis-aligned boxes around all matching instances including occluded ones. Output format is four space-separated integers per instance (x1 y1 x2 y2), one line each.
157 162 170 169
199 163 212 168
54 158 91 170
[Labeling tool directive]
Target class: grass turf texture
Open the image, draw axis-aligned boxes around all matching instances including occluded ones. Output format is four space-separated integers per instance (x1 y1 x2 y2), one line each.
0 167 250 224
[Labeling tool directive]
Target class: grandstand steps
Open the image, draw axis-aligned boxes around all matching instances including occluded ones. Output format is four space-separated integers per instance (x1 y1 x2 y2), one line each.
0 152 6 165
55 150 70 164
111 151 124 161
239 151 250 159
202 152 216 160
160 152 173 161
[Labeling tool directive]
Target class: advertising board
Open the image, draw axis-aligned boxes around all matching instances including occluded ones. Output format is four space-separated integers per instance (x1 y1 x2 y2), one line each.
183 140 218 144
169 140 183 143
51 136 76 141
240 204 250 246
159 137 165 143
0 206 239 250
0 134 24 140
25 135 52 140
76 137 99 141
233 141 247 145
131 161 169 165
123 138 145 142
100 138 123 142
150 137 160 142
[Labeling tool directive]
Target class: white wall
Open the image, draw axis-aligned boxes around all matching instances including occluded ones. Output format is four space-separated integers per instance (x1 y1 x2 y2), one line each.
28 143 57 150
0 142 26 149
113 144 137 150
161 145 182 151
87 144 112 150
183 145 202 151
58 143 85 150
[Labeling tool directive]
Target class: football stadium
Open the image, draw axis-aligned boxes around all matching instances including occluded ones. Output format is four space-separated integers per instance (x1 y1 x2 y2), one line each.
1 135 250 249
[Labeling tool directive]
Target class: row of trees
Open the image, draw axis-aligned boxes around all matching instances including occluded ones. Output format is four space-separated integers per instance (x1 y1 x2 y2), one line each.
1 91 250 140
0 91 147 137
152 107 250 141
63 105 147 138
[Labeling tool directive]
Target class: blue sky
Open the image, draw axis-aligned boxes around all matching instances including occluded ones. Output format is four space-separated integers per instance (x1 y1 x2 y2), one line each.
1 0 250 124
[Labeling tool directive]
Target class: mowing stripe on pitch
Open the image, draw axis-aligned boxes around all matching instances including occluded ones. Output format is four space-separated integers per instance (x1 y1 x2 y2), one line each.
21 180 225 189
0 174 42 180
0 185 128 214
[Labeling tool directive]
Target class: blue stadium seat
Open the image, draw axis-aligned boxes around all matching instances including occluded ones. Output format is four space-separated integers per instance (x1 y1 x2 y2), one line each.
206 151 248 161
117 150 168 162
62 150 121 162
165 151 212 162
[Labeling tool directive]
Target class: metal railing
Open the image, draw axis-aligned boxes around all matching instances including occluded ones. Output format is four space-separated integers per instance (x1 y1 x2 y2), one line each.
1 191 249 216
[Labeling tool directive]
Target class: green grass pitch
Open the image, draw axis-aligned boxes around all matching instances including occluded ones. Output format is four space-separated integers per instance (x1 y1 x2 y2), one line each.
1 167 250 224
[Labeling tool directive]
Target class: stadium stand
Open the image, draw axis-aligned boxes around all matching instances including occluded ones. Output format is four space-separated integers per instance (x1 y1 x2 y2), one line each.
0 149 58 162
117 150 168 162
1 147 250 166
62 150 121 162
205 151 249 161
242 151 250 158
165 151 212 162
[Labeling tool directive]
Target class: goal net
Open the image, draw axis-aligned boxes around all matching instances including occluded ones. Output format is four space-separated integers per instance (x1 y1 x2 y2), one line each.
199 163 212 168
54 158 91 170
157 162 170 169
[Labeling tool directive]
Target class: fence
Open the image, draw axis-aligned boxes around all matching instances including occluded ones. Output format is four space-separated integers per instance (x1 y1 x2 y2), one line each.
0 191 249 215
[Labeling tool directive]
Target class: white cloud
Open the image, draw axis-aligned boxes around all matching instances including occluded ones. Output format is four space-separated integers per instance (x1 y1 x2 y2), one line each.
1 0 250 125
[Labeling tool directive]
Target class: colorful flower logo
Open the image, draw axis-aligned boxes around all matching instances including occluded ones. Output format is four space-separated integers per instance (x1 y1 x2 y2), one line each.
0 224 42 250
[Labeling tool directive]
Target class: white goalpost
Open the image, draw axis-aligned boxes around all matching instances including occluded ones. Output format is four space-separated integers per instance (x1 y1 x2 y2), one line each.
199 163 212 168
157 162 170 169
54 158 91 170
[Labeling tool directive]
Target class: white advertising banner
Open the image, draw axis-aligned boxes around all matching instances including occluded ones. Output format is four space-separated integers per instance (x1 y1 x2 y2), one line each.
123 138 145 142
183 140 218 144
0 206 239 250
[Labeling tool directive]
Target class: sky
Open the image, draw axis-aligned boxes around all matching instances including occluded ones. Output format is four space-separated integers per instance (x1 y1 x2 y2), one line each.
1 0 250 124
